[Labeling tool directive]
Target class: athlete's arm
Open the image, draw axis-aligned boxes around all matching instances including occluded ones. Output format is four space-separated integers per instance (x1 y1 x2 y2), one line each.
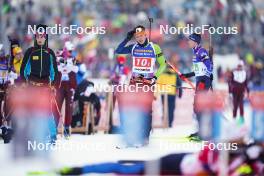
20 47 32 81
115 38 134 54
181 72 195 78
153 44 166 78
199 48 212 74
49 49 59 84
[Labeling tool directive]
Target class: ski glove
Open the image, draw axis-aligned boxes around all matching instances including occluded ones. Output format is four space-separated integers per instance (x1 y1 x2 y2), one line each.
126 30 135 40
149 76 157 85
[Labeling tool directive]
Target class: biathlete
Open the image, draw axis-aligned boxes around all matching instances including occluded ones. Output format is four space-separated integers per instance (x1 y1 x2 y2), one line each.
179 33 213 140
115 25 167 145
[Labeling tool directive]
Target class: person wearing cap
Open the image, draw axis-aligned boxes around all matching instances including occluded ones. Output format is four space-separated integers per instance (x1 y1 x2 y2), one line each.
0 46 21 144
12 47 23 76
110 55 130 105
53 41 78 139
7 47 23 85
8 37 20 69
20 24 58 85
0 45 9 129
228 60 249 125
0 45 9 85
179 33 213 140
115 25 166 82
19 24 58 143
110 55 130 86
0 44 16 144
115 25 167 145
180 33 213 91
1 46 23 86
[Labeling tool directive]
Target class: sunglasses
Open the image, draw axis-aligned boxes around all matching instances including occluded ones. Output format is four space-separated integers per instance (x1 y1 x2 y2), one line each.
135 27 144 33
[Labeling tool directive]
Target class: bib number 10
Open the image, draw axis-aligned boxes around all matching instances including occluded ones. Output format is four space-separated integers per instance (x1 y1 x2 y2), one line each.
134 58 151 67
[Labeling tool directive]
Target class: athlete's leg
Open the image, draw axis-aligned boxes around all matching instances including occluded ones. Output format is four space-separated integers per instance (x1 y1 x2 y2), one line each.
65 85 73 128
239 93 244 117
144 110 152 142
144 85 154 143
0 91 4 126
167 95 176 127
53 87 64 127
232 93 239 118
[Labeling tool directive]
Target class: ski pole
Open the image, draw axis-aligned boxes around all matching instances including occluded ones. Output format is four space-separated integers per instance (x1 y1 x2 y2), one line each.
148 17 153 40
147 18 195 90
208 24 213 59
52 95 62 119
166 61 196 89
50 89 67 137
208 24 214 90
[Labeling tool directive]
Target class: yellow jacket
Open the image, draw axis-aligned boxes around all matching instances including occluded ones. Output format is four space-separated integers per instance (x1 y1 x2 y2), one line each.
157 68 182 95
13 57 23 74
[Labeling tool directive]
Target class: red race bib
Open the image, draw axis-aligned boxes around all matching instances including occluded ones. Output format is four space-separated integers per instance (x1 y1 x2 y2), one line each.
132 57 155 73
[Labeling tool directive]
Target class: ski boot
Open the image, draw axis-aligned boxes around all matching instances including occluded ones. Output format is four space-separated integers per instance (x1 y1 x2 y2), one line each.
64 126 70 140
236 116 245 126
48 135 57 145
188 132 202 142
1 126 13 144
59 167 82 175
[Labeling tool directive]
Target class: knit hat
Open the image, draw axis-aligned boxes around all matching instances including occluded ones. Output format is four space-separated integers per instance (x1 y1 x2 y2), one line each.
188 33 201 44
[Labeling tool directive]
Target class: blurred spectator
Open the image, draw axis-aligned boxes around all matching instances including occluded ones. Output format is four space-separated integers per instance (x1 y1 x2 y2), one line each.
0 0 263 87
228 60 249 125
72 79 101 134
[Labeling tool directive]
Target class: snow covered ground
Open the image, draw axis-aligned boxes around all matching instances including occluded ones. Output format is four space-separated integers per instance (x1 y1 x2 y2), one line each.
0 90 253 176
0 127 199 176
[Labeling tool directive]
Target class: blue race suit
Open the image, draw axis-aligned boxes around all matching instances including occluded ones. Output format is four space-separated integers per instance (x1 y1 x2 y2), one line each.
192 45 213 90
183 45 213 91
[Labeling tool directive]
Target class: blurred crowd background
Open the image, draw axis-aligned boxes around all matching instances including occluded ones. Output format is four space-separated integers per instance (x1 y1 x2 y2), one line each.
1 0 264 88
